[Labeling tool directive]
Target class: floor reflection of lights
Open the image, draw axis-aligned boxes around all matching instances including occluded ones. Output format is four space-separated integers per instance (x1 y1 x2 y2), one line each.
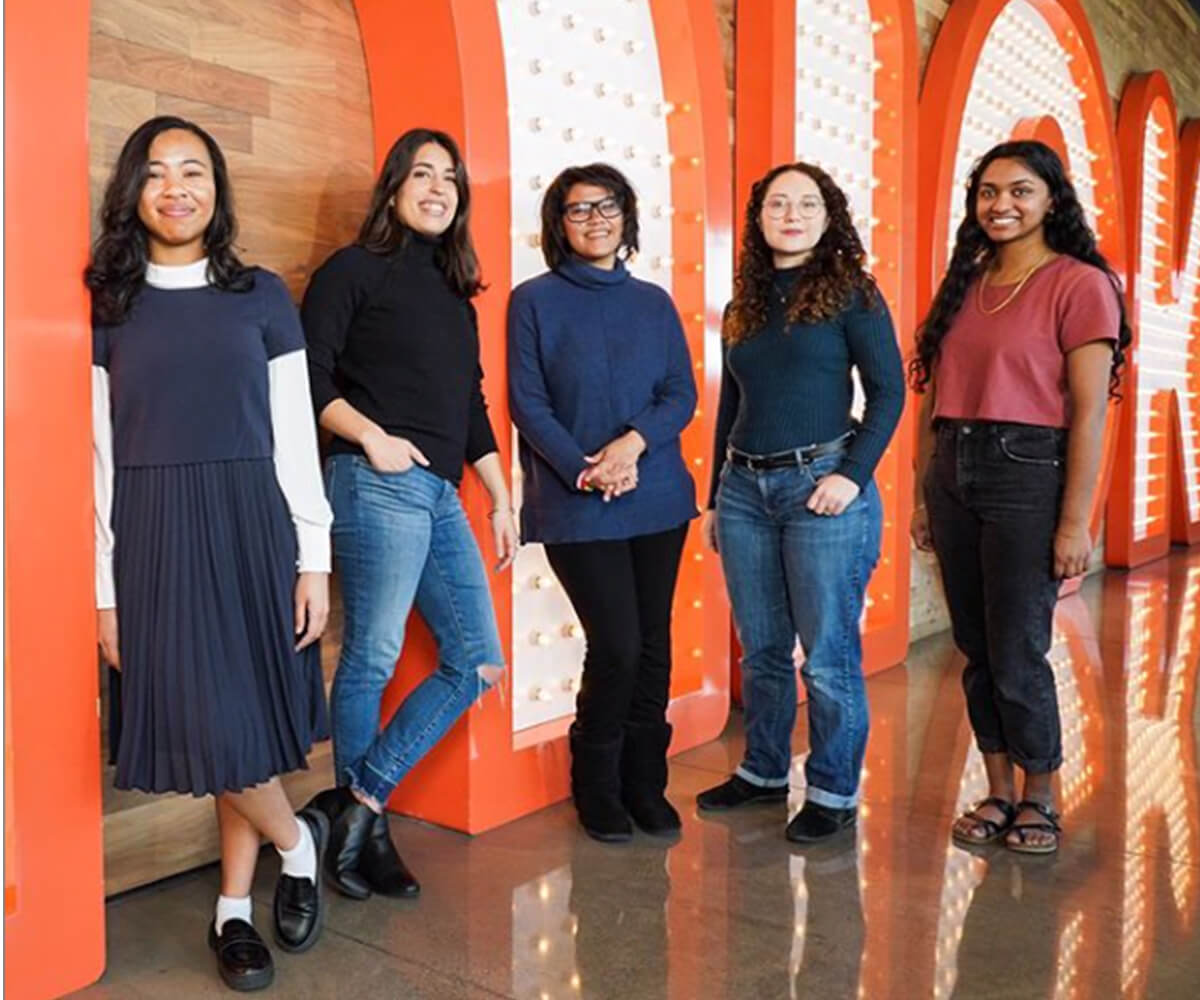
512 866 579 1000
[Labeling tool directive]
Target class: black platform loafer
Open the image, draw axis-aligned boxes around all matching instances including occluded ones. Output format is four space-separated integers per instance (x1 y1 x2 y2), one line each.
273 807 330 953
207 919 274 992
306 786 374 900
785 801 857 843
696 775 789 812
358 810 421 898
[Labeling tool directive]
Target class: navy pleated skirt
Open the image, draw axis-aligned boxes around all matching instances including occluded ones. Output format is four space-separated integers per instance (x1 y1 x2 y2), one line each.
112 458 329 796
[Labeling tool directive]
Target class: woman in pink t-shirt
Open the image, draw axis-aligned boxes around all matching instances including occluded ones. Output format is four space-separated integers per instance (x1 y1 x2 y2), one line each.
909 140 1130 854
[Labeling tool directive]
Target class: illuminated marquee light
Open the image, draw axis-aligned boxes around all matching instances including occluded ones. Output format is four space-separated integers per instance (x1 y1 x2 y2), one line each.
1118 568 1199 996
496 0 678 733
1107 73 1200 568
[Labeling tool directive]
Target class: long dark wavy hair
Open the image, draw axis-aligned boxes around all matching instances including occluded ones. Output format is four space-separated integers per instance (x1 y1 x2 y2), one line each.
85 116 252 325
909 140 1130 396
725 162 878 344
539 163 641 272
356 128 482 298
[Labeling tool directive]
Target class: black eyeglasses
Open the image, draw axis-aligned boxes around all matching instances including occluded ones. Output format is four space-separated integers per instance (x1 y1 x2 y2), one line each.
563 197 623 223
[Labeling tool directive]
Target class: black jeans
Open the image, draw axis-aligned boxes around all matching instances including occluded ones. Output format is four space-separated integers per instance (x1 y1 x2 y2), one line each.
924 419 1066 774
544 524 689 743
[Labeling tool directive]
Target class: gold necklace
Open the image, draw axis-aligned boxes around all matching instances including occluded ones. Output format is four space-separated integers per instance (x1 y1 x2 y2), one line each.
976 252 1053 315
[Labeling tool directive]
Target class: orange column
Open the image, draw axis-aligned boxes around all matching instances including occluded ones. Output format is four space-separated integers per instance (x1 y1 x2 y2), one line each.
4 0 108 996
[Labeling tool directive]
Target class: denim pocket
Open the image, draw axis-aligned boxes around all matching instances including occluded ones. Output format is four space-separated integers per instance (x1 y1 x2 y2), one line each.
998 431 1063 467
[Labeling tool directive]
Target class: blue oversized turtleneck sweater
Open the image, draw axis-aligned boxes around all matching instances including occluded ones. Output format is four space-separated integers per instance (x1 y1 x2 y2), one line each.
507 258 698 544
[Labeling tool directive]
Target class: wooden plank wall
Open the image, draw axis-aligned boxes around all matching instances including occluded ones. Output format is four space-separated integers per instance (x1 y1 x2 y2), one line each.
88 0 375 299
89 0 373 895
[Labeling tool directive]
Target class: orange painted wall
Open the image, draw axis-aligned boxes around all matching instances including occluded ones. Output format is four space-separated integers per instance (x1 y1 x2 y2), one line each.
3 0 108 997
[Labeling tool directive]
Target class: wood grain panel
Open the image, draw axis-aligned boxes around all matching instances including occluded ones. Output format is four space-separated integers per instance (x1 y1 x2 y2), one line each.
89 0 372 895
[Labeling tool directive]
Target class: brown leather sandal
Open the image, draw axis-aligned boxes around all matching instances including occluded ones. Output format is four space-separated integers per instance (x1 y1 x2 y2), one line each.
952 796 1017 846
1005 800 1061 855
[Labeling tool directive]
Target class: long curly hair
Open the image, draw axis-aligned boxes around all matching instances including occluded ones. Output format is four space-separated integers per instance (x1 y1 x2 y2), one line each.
85 116 252 325
356 128 482 298
909 140 1130 396
724 162 878 344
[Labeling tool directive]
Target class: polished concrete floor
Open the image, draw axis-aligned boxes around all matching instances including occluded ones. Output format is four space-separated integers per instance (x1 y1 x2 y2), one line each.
73 552 1200 999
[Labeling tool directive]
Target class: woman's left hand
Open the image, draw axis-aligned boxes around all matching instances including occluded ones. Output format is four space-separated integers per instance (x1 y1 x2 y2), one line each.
807 473 861 516
489 508 519 572
1054 523 1092 579
294 571 330 651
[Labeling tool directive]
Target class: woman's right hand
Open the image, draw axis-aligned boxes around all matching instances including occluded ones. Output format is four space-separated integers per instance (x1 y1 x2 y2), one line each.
700 509 719 553
98 608 120 670
910 505 934 552
362 428 430 473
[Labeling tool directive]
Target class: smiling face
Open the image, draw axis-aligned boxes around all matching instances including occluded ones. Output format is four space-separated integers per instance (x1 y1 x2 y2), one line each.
393 141 460 237
562 182 624 268
758 169 828 268
137 128 216 264
975 157 1053 247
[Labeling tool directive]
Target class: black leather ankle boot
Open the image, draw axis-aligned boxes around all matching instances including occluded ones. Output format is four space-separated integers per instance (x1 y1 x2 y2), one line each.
306 786 374 900
358 811 421 898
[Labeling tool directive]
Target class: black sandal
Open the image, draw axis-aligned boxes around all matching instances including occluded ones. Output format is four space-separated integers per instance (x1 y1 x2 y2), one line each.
1006 800 1061 855
952 796 1016 846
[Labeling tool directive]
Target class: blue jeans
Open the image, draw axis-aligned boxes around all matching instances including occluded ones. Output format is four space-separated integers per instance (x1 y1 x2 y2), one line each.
715 450 882 809
326 455 505 804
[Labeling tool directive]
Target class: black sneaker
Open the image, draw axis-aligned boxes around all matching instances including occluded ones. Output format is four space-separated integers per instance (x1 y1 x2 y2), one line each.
696 775 789 811
785 801 857 843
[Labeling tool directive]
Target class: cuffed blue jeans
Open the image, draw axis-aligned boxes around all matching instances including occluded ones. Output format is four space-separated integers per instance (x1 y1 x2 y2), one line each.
326 455 505 804
715 449 882 809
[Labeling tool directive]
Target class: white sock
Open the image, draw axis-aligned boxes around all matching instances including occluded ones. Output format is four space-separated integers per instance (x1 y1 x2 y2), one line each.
277 816 317 883
215 894 252 934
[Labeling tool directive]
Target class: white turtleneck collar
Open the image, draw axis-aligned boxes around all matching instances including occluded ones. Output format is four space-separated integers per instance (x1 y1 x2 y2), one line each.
146 257 210 289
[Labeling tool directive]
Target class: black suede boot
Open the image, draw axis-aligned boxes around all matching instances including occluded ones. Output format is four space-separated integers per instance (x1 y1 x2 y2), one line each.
569 724 633 843
785 800 857 843
358 811 421 898
305 786 374 900
620 721 681 837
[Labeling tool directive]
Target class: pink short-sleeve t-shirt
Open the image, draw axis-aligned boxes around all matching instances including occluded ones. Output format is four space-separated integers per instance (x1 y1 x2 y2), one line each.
933 256 1121 427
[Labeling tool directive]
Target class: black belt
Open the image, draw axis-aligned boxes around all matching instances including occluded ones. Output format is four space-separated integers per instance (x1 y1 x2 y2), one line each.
727 430 855 472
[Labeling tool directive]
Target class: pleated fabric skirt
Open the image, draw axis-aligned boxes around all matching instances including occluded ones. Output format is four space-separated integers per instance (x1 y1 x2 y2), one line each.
112 458 328 796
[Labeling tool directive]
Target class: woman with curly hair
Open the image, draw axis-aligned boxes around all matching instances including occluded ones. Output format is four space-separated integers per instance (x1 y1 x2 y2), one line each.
695 162 905 843
909 140 1129 854
89 116 333 989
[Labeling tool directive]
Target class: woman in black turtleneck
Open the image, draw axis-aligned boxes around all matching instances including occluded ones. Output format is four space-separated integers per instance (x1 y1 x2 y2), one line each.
300 129 516 902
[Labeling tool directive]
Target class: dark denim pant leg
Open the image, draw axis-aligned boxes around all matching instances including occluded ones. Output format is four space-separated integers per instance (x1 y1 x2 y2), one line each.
716 464 798 788
927 422 1065 773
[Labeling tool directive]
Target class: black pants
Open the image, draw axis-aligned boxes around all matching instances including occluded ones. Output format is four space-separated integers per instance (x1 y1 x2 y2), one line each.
544 524 689 743
925 419 1065 774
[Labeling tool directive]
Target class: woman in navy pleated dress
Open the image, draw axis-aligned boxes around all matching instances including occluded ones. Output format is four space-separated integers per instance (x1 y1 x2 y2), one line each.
88 116 334 991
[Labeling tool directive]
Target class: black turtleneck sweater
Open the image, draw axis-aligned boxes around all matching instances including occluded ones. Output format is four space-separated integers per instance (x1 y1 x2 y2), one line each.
708 270 905 507
301 234 497 485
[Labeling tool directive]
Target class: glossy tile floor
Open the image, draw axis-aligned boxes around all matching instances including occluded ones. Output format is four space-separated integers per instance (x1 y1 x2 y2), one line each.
73 552 1200 999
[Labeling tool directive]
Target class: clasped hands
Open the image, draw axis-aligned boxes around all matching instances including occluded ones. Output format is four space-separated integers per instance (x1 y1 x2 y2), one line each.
581 429 646 502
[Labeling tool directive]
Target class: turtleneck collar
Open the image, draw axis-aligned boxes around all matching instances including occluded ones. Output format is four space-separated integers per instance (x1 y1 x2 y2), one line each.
146 257 210 289
394 227 441 265
557 256 631 290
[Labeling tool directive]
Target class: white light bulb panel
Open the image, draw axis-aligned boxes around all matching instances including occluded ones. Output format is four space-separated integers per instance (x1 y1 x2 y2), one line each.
946 1 1100 259
496 0 676 733
794 0 877 256
1131 122 1200 538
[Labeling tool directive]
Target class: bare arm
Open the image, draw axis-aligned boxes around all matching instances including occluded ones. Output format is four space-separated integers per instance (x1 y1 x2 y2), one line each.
1054 341 1113 578
471 450 518 572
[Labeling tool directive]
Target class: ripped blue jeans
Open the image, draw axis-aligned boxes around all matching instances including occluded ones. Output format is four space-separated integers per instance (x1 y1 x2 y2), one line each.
326 455 505 804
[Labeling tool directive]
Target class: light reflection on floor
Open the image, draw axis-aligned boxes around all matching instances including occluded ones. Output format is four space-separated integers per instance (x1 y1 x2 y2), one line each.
76 553 1200 999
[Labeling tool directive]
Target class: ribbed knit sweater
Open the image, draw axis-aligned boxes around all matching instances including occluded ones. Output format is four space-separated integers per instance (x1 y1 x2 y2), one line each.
708 268 905 507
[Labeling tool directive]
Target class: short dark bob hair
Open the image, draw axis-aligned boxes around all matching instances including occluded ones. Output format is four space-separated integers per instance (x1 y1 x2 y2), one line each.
538 163 640 271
